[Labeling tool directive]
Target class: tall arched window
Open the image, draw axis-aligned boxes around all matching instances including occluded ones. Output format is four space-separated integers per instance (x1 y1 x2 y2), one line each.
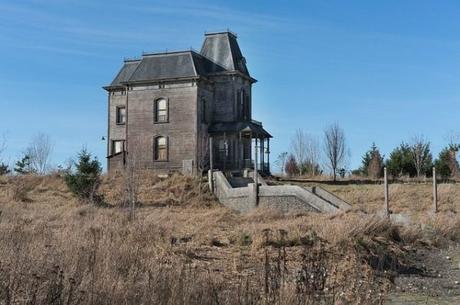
154 136 168 161
154 98 168 123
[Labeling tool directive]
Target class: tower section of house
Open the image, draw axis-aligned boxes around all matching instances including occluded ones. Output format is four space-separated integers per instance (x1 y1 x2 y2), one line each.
104 31 271 174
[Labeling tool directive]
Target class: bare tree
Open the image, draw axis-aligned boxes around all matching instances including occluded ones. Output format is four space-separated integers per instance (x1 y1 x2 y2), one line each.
275 152 288 176
290 129 308 176
0 134 5 154
0 133 9 175
410 135 431 178
0 133 6 163
323 123 347 181
305 134 321 176
445 131 460 177
26 133 53 174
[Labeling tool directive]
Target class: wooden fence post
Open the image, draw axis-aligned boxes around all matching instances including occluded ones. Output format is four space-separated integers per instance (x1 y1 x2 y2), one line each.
384 167 389 218
433 167 438 213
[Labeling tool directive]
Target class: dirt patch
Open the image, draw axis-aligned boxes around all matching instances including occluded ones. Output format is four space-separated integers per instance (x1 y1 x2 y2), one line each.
388 244 460 304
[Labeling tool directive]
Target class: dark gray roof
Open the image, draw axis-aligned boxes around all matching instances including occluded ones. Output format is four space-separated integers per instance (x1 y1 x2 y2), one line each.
208 121 272 138
110 60 140 87
200 32 249 76
192 52 226 75
106 31 253 89
128 52 198 82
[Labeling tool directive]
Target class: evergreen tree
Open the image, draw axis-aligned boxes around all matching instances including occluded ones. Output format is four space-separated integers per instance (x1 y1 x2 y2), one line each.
14 154 35 175
385 143 416 177
0 163 10 175
64 149 103 203
299 161 322 177
435 146 459 179
359 143 384 177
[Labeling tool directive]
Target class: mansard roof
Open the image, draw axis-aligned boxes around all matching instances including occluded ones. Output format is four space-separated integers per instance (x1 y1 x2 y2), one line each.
109 59 141 87
105 31 254 90
200 31 249 76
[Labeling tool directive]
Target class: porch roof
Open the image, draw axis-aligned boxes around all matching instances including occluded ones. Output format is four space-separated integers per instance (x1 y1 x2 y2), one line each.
208 121 272 138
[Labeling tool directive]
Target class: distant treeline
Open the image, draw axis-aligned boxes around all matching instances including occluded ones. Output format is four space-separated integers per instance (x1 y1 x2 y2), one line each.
276 124 459 180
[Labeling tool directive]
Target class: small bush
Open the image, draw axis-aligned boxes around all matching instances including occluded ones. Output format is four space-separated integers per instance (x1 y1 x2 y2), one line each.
14 154 36 175
64 149 103 204
0 162 10 176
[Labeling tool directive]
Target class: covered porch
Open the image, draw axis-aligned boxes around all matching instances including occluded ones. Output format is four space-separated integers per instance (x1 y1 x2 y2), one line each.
208 120 272 174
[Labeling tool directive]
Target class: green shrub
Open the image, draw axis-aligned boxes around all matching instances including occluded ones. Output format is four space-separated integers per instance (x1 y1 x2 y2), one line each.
434 146 459 179
64 149 103 204
0 163 10 175
14 154 35 175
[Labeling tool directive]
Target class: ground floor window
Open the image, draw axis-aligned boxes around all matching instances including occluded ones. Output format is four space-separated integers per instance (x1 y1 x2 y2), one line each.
112 140 124 154
154 136 168 161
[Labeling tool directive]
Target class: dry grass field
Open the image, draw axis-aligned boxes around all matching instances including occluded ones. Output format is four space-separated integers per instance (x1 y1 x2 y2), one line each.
0 174 459 304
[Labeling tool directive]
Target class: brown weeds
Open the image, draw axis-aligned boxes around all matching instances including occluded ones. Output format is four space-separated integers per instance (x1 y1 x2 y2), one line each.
0 175 459 304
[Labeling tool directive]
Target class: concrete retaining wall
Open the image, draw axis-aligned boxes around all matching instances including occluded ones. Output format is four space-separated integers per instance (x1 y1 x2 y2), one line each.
211 171 350 213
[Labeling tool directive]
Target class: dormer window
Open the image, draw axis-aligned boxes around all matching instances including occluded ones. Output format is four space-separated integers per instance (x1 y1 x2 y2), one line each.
116 107 126 124
154 98 168 123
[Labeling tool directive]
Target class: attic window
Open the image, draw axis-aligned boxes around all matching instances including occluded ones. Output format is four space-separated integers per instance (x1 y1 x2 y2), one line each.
116 107 126 124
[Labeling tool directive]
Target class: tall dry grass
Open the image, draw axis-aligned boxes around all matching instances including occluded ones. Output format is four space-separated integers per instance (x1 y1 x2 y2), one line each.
0 174 459 304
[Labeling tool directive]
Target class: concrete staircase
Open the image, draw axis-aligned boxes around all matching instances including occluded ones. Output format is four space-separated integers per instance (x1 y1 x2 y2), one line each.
210 170 352 213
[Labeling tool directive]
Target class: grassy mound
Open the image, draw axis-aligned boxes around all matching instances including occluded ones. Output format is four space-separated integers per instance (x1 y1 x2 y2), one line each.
0 175 459 304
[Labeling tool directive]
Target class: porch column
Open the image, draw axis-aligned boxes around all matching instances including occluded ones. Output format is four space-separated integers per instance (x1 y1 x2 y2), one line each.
239 132 243 170
260 137 264 172
267 138 270 174
209 136 214 172
223 132 227 171
253 137 259 206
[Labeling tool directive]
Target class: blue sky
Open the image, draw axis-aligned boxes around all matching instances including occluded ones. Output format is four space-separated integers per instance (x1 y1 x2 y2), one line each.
1 0 460 172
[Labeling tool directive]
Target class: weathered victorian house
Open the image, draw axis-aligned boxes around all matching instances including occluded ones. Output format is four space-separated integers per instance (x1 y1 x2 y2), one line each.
104 31 271 174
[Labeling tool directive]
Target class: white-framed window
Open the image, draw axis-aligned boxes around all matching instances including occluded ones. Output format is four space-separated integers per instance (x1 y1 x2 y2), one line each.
154 136 168 161
154 98 168 123
112 140 124 154
116 106 126 124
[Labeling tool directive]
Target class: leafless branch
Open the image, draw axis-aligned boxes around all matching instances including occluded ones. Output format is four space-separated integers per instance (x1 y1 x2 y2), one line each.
0 133 6 163
290 129 308 176
26 133 53 175
410 135 431 178
323 123 346 181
